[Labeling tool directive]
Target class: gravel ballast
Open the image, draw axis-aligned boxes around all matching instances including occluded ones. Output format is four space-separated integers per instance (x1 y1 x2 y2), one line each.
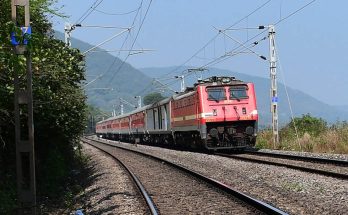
92 137 348 215
90 140 264 214
71 143 148 214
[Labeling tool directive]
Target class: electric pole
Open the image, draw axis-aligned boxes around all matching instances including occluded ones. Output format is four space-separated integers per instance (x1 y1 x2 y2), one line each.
174 75 185 92
268 25 279 146
135 96 142 108
120 103 124 115
64 22 72 46
11 0 36 214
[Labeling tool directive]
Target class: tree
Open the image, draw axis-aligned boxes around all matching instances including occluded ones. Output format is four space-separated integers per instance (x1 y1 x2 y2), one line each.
280 114 327 138
143 92 166 105
0 0 87 212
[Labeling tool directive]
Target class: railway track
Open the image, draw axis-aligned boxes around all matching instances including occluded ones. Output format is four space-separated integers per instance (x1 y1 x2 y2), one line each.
82 139 159 215
82 137 288 215
216 151 348 180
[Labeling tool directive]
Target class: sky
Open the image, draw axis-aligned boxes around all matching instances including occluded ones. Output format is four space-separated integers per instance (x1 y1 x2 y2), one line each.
52 0 348 106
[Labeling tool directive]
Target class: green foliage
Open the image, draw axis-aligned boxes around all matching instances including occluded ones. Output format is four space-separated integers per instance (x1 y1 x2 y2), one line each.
85 105 110 134
281 114 327 138
0 0 87 212
0 174 17 214
257 115 348 154
143 92 166 105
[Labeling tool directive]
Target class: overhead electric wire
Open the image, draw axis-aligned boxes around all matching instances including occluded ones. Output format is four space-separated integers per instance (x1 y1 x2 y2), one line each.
149 0 318 96
105 0 153 88
83 28 131 54
133 0 273 97
275 40 301 148
84 0 144 88
274 0 317 25
94 7 140 16
162 0 273 78
74 0 104 25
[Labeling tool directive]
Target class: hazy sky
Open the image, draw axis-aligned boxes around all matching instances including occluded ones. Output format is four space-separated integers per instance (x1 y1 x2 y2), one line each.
52 0 348 106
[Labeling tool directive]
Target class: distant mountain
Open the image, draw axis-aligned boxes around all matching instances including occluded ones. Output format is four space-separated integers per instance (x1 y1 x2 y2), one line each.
141 67 348 126
54 31 155 112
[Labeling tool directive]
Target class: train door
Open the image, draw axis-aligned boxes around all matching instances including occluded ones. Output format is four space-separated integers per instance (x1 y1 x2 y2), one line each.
158 107 162 130
146 109 154 131
154 108 158 130
162 105 168 130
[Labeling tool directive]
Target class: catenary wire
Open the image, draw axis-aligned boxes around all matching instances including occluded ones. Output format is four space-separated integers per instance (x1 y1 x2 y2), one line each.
152 0 318 93
74 0 104 25
84 0 144 87
133 0 273 96
105 0 153 88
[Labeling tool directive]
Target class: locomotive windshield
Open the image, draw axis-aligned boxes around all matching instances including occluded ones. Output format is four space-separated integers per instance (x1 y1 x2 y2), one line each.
207 88 226 101
229 86 248 100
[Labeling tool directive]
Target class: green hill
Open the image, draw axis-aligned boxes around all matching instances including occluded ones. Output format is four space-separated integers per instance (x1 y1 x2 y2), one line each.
54 31 154 112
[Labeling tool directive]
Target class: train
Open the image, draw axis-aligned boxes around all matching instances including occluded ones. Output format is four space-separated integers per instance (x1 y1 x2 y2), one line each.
96 76 258 151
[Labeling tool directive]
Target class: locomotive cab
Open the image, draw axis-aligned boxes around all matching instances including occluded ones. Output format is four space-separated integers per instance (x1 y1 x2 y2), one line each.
196 76 258 150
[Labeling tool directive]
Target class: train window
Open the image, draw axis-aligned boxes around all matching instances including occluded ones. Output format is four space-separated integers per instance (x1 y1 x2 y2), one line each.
207 88 226 101
229 86 248 100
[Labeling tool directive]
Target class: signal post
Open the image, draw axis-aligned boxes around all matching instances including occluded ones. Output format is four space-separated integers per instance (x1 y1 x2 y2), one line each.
11 0 37 214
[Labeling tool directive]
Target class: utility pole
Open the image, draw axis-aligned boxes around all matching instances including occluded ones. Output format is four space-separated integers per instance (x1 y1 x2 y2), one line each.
64 22 72 47
174 75 185 92
120 103 124 115
135 96 142 108
268 25 279 146
11 0 36 214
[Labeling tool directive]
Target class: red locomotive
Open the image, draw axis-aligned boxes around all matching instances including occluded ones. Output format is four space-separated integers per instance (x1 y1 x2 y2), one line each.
96 76 258 150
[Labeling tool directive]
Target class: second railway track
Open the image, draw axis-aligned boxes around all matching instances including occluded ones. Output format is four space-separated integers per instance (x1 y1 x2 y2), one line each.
216 151 348 180
82 137 287 215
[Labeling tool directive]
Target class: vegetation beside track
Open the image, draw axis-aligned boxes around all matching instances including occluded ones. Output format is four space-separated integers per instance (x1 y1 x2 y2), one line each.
256 114 348 154
0 0 87 213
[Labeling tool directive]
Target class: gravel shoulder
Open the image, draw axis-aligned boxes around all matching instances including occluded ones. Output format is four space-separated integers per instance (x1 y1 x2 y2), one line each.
92 137 348 215
66 143 148 215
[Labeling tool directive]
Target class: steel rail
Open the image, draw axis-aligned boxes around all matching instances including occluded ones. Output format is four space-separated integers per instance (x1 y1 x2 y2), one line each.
81 139 159 215
83 137 288 215
216 153 348 180
245 150 348 166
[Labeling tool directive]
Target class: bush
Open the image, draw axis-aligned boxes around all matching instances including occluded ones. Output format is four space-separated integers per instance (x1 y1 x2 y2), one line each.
257 114 348 154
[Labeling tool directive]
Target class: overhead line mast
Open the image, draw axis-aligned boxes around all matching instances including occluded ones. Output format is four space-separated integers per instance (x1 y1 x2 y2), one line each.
268 25 279 146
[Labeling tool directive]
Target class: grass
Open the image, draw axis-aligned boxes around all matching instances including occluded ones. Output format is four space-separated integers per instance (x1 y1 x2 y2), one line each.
256 115 348 154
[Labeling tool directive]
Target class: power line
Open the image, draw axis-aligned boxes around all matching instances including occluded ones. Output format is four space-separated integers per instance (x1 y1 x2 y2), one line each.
94 7 140 16
75 0 104 25
106 0 153 87
160 0 273 79
84 0 144 87
133 0 273 96
274 0 317 25
160 0 318 89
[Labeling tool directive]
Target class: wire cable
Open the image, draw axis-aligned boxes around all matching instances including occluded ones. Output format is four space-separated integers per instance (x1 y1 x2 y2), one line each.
106 0 153 88
84 1 144 87
161 0 273 79
275 40 301 148
94 7 140 16
75 0 104 25
133 0 273 96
